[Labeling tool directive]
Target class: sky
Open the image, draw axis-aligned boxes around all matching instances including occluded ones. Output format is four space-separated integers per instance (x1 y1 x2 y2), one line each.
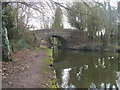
28 0 118 30
3 0 119 30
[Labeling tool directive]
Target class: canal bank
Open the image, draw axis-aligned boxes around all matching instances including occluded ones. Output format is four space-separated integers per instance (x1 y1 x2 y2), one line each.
2 47 120 89
66 44 120 53
2 48 57 88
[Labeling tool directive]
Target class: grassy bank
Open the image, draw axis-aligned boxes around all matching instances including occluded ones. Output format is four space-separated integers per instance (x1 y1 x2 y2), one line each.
2 47 57 88
39 48 57 88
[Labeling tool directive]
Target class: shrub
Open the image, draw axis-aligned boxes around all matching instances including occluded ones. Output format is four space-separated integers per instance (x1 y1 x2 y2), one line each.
10 39 33 51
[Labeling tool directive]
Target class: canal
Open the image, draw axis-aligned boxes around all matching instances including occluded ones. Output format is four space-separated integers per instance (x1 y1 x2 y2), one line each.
53 50 120 88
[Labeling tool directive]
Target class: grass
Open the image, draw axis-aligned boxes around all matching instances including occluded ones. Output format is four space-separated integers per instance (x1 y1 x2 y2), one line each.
39 48 53 73
48 77 57 88
34 47 41 51
39 57 57 88
39 58 51 73
44 48 52 56
39 48 57 88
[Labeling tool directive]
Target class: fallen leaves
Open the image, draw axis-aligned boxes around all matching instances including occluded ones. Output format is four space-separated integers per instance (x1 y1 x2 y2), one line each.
2 49 52 88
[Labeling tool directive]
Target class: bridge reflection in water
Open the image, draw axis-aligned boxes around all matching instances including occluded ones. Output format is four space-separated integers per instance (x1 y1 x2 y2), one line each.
53 50 120 89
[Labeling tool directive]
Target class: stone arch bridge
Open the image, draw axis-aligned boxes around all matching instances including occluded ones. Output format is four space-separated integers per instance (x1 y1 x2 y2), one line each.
31 29 87 49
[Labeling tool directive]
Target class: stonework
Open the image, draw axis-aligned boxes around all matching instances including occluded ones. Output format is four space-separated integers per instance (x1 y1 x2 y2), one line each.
31 29 87 49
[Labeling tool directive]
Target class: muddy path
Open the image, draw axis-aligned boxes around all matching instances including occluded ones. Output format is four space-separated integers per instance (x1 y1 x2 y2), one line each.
2 49 53 88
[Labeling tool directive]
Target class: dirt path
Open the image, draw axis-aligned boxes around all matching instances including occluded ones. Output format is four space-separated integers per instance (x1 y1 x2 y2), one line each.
2 49 53 88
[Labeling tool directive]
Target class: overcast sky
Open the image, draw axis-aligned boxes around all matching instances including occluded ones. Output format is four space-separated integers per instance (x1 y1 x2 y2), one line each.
27 0 118 30
3 0 119 30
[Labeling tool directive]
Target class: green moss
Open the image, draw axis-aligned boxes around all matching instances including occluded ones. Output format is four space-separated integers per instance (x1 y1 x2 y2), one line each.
39 53 53 74
48 77 57 88
44 48 52 56
34 47 41 51
39 56 57 88
39 48 57 88
40 58 51 73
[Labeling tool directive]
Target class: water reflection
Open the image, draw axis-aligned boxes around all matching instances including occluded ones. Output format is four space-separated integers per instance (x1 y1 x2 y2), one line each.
54 50 120 89
116 72 120 89
61 68 71 88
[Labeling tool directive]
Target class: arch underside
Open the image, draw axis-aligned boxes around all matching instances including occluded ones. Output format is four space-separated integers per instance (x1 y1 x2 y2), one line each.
40 35 67 49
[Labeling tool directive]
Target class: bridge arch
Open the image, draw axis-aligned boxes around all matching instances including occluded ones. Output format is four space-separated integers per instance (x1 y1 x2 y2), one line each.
32 29 86 49
40 35 68 49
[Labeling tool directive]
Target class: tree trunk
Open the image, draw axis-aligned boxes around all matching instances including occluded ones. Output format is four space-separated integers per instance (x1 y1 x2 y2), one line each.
2 28 11 61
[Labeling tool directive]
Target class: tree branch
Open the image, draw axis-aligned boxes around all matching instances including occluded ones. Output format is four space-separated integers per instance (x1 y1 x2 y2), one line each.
52 1 91 16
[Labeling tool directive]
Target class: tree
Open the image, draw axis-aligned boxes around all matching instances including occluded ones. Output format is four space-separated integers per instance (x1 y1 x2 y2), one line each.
52 6 63 29
66 1 117 45
118 1 120 46
67 2 89 30
2 2 12 61
67 2 105 41
2 2 37 61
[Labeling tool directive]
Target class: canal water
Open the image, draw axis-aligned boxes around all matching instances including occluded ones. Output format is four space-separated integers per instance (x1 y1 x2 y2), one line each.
53 50 120 88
